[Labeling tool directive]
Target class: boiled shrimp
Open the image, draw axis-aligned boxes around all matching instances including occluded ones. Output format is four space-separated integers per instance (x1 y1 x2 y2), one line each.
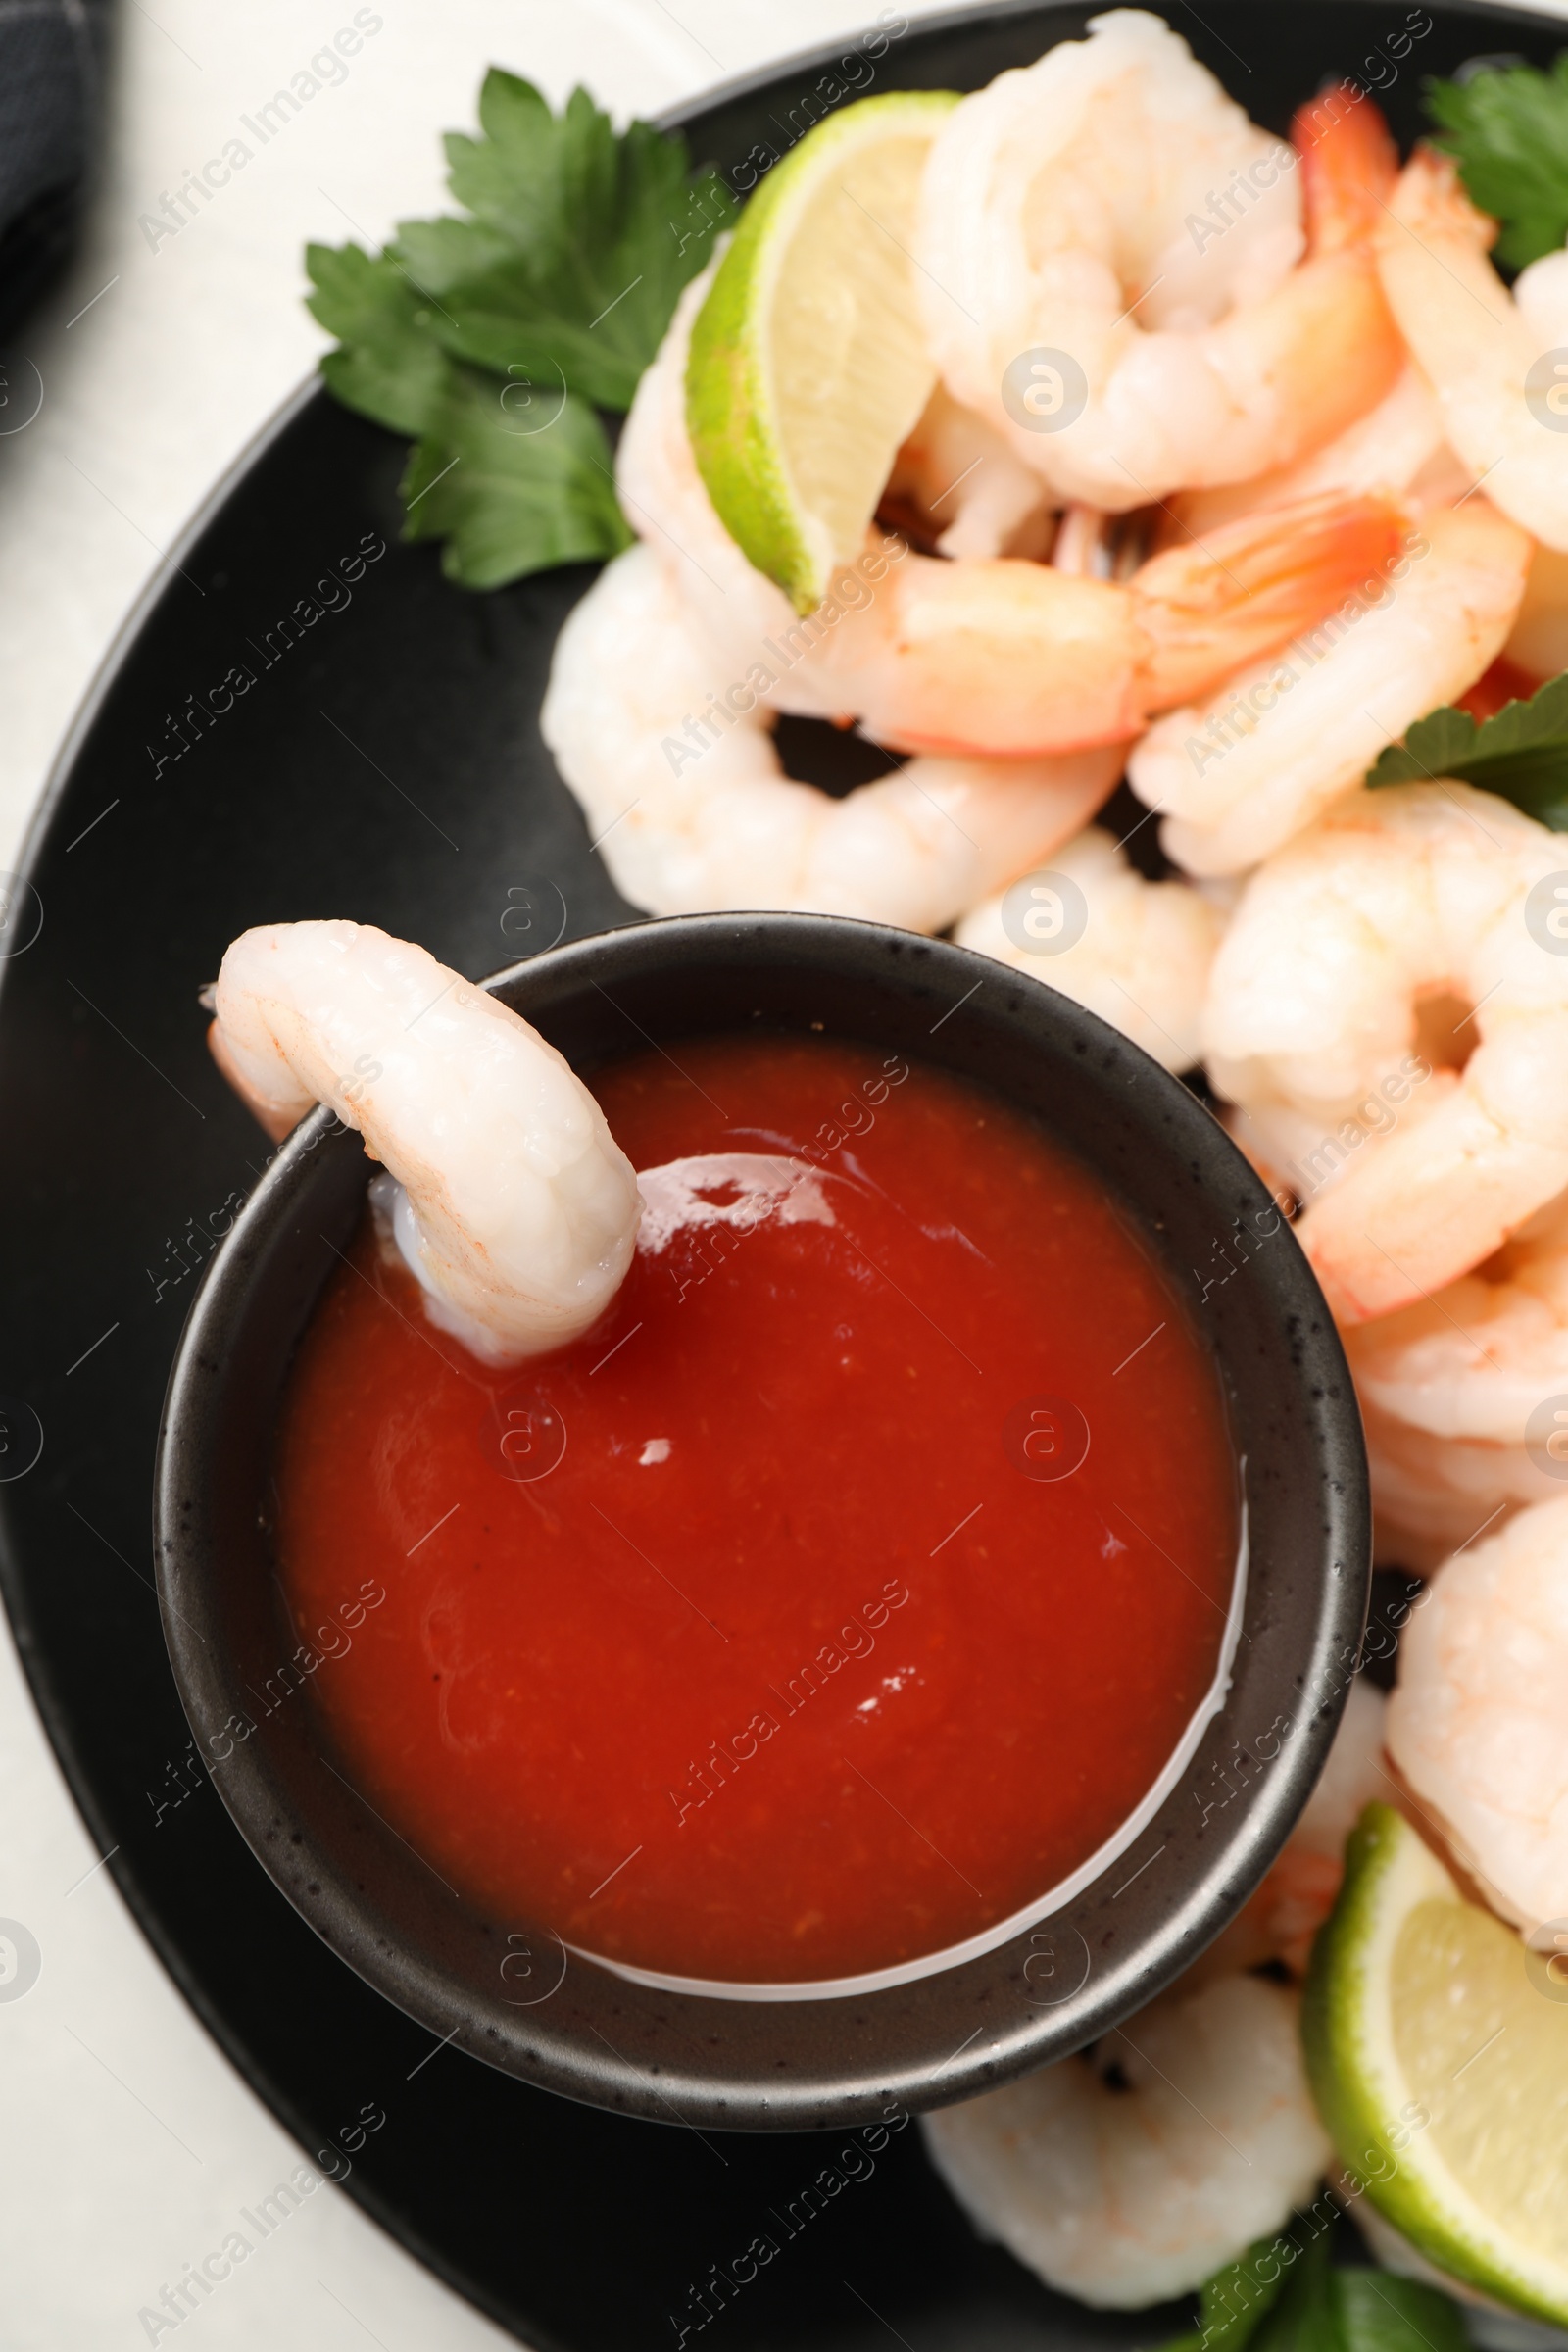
1386 1493 1568 1932
539 541 1122 926
954 825 1223 1072
774 487 1409 760
1358 1400 1554 1574
921 1970 1331 2307
621 268 1063 712
879 383 1058 561
1378 148 1568 554
632 276 1052 603
619 242 1409 762
1129 499 1531 877
916 11 1402 510
1203 782 1568 1323
1347 1189 1568 1568
1168 363 1457 541
208 921 641 1361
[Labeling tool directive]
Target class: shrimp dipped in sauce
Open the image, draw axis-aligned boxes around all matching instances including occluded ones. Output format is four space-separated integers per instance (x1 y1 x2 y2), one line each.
209 921 641 1361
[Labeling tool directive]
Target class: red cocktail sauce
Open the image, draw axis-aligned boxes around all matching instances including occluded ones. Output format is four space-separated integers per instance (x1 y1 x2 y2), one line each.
274 1034 1237 1985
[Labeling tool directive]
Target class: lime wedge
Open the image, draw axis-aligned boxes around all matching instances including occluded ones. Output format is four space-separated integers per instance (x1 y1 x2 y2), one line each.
687 89 958 613
1302 1802 1568 2327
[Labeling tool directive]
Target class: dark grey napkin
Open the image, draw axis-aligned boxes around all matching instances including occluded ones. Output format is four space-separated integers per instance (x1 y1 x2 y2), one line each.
0 0 110 338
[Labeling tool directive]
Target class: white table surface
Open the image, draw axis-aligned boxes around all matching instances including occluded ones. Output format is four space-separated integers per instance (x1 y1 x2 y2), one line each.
5 1 1568 2344
0 6 939 2344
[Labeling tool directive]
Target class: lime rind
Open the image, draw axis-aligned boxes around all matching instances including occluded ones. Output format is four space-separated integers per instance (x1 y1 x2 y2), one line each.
687 89 959 613
1303 1802 1568 2328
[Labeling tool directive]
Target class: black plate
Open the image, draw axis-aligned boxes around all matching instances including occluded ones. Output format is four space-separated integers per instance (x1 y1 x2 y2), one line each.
0 3 1547 2342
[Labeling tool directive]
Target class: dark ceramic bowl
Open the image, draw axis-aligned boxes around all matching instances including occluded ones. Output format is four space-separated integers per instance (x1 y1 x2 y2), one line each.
154 911 1368 2131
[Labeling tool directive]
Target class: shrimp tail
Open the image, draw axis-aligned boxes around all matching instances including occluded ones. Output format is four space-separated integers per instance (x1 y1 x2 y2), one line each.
1292 85 1399 253
1135 489 1410 710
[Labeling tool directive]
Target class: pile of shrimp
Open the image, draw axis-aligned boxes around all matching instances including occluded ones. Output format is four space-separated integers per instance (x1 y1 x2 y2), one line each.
212 11 1568 2320
547 5 1568 2316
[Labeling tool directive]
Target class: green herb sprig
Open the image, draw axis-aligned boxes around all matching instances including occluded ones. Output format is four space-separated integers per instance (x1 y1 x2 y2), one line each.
1365 668 1568 827
307 70 737 587
1425 51 1568 270
1152 2223 1465 2352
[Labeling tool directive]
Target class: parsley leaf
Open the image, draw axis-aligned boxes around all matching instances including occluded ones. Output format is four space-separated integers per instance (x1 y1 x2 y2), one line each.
1330 2274 1466 2352
307 243 454 437
1264 2230 1338 2352
1149 2217 1465 2352
400 374 631 590
1365 668 1568 826
1425 53 1568 270
306 69 736 588
432 74 738 409
1169 2233 1296 2352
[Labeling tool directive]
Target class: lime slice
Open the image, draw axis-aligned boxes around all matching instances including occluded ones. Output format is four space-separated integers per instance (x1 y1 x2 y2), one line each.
687 89 958 613
1303 1801 1568 2326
